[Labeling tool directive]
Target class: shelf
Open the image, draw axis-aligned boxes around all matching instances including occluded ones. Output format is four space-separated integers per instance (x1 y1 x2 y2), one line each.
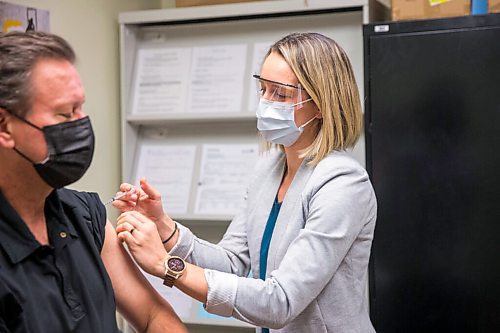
127 112 256 125
119 0 368 25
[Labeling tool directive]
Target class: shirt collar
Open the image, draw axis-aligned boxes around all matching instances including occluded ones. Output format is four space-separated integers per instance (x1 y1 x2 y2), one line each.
0 190 78 264
46 190 79 244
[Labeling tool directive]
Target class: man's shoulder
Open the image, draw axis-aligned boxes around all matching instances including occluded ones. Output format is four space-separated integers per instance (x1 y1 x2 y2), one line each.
56 188 107 252
56 188 103 210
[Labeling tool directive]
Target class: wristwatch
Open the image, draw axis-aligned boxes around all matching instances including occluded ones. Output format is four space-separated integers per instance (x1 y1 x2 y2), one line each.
163 256 186 287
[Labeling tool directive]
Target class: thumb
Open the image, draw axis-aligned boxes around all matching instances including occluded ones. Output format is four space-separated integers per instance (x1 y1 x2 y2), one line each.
140 178 162 201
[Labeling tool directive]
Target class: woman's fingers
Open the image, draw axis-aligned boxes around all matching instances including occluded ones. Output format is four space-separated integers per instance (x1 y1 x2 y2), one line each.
112 198 136 211
111 184 141 212
115 221 136 234
116 212 154 246
116 211 158 232
119 182 135 192
117 187 139 202
117 211 142 231
115 211 167 277
117 229 136 244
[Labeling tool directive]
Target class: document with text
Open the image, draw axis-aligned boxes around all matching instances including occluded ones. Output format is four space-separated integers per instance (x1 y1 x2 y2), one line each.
132 47 191 114
195 144 258 215
188 44 247 113
248 42 273 112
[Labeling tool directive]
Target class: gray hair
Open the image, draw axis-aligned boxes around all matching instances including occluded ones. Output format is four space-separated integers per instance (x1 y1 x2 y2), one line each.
0 31 75 117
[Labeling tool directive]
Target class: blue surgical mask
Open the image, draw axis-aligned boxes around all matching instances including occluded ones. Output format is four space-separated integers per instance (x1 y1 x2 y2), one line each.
256 98 315 147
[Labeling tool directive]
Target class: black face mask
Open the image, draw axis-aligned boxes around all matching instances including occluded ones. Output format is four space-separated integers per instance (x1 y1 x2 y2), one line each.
12 115 95 189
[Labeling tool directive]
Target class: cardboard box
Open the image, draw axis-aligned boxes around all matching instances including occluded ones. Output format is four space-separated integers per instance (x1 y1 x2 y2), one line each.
372 0 471 21
491 0 500 13
176 0 265 7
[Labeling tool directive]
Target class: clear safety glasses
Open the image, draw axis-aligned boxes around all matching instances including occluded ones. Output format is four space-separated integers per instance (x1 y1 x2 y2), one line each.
253 74 307 109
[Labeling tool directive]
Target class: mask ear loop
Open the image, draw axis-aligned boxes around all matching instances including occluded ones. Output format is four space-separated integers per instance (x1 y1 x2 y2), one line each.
4 109 43 131
4 109 49 164
298 115 317 130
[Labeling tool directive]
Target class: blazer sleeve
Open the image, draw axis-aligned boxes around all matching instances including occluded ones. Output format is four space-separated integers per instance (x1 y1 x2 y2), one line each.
169 205 251 277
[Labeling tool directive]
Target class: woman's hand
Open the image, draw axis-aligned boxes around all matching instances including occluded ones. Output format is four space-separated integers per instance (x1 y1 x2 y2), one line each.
112 178 164 221
112 178 176 243
117 212 209 305
116 210 167 278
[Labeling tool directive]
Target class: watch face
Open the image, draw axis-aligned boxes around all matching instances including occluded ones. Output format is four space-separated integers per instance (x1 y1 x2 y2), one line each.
167 257 185 272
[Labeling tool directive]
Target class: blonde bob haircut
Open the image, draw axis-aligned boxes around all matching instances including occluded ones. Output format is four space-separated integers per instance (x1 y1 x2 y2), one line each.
263 32 363 166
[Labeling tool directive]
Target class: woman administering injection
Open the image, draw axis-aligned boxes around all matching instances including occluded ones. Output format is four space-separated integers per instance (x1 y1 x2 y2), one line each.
113 32 377 332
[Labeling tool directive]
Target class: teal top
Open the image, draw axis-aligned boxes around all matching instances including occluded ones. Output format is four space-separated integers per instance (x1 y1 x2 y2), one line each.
260 196 282 333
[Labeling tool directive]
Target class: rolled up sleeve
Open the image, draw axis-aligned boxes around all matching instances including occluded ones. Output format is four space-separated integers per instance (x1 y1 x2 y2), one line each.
204 269 238 317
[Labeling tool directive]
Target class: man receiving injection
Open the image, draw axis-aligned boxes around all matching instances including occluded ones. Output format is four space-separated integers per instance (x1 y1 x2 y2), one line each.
0 31 187 332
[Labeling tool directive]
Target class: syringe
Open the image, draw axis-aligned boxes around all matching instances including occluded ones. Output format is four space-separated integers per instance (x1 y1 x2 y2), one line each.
104 186 137 206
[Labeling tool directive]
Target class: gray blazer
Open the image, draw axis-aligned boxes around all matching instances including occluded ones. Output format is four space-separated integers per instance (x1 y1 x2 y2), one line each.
170 149 377 332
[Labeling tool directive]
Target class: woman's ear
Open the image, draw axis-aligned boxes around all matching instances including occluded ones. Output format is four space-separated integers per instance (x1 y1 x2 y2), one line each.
311 100 322 119
315 108 323 119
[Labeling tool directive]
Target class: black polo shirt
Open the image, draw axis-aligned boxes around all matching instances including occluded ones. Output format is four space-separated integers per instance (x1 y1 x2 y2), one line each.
0 189 119 333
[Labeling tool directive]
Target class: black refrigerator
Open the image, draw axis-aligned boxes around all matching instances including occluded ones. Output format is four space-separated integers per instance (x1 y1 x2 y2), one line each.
364 14 500 332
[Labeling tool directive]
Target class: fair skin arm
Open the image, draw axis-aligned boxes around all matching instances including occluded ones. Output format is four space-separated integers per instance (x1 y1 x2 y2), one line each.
101 221 188 333
115 212 208 304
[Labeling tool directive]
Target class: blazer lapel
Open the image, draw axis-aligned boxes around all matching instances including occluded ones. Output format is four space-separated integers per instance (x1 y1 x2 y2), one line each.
267 158 314 273
249 152 286 275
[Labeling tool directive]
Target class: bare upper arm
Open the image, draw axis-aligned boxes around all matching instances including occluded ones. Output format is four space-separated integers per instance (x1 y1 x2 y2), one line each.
101 221 187 333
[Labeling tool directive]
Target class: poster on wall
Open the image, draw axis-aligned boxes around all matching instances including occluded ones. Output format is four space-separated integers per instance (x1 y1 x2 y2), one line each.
0 1 50 32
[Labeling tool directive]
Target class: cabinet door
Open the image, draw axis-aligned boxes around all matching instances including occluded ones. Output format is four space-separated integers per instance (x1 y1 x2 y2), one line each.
365 15 500 333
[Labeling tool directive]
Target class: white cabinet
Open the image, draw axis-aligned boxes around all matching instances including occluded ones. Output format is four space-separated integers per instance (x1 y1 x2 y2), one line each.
119 0 367 329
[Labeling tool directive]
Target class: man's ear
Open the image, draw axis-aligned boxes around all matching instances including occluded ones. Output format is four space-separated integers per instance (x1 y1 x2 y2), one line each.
0 108 15 148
